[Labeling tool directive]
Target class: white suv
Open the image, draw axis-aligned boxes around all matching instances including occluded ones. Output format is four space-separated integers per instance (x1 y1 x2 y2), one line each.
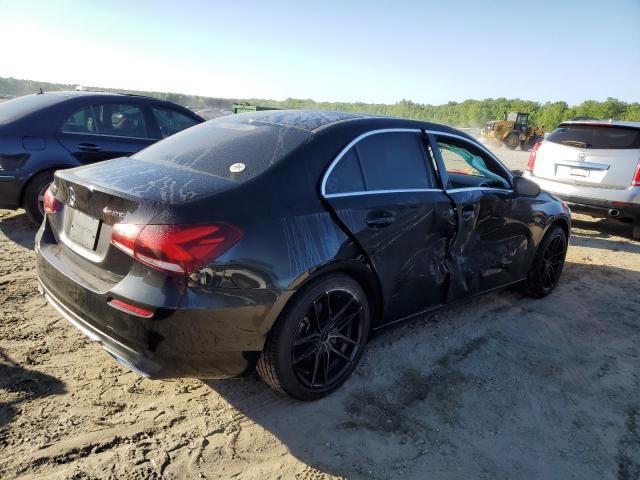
524 120 640 240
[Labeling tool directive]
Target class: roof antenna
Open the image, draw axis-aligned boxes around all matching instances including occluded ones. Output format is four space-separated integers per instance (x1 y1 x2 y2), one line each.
38 87 43 95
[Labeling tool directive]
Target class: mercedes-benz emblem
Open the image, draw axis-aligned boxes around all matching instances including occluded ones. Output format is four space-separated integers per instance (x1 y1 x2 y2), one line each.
68 187 77 207
577 153 586 161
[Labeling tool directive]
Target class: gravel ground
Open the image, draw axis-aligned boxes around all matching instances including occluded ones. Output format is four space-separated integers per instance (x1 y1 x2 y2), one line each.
1 145 639 479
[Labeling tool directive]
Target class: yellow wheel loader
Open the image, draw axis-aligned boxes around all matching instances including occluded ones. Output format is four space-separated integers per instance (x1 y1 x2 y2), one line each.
481 112 544 150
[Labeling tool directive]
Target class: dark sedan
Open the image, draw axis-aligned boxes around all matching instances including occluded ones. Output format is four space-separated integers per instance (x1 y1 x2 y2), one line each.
35 110 570 400
0 91 204 223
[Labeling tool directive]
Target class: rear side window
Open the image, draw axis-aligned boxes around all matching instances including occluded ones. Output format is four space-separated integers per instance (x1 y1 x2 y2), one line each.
132 116 312 181
93 103 150 139
356 132 432 190
151 106 199 138
325 148 365 194
61 107 96 134
547 125 640 149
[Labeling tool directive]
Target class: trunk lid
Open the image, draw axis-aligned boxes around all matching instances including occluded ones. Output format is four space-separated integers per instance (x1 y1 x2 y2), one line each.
49 156 236 273
533 123 640 189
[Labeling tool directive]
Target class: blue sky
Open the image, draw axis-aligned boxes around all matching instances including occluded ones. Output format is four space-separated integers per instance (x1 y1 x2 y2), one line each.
0 0 638 105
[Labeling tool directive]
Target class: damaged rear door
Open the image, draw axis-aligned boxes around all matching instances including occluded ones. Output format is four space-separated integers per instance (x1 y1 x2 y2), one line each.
322 129 456 324
429 132 532 300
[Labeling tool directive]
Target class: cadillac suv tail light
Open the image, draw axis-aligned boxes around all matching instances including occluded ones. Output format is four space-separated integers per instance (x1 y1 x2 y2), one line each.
527 142 541 173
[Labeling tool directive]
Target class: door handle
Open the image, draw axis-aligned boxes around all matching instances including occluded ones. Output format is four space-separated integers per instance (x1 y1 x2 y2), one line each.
366 211 396 228
77 143 101 152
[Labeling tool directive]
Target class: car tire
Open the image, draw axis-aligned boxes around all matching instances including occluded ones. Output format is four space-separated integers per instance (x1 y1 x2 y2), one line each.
633 221 640 241
257 273 370 400
24 171 54 225
523 225 568 298
504 134 519 150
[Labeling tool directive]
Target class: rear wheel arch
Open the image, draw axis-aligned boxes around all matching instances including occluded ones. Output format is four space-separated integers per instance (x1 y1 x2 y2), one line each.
283 260 383 333
19 165 73 206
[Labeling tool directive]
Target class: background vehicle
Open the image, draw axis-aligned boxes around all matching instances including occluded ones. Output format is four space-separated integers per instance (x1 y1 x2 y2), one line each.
0 91 204 223
524 120 640 240
36 111 570 400
481 112 545 150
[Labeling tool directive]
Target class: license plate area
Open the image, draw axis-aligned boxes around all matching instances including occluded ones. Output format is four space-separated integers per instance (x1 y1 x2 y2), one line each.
569 167 590 177
67 209 101 251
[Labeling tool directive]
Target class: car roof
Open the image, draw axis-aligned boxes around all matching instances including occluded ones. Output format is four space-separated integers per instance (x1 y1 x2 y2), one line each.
560 119 640 130
45 90 152 99
229 109 468 137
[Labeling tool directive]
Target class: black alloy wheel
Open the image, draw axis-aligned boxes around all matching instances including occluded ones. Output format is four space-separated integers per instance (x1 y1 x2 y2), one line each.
524 225 568 298
257 274 370 400
24 171 54 225
291 289 365 390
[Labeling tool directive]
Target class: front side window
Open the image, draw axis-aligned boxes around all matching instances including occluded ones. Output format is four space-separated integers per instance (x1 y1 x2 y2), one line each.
61 107 96 134
435 137 510 189
151 106 198 138
93 103 149 138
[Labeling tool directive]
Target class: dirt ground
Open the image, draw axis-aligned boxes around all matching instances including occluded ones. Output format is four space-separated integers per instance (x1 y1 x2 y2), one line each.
2 166 640 478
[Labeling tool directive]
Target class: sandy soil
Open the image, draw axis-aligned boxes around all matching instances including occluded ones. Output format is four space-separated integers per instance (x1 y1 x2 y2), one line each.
1 180 640 478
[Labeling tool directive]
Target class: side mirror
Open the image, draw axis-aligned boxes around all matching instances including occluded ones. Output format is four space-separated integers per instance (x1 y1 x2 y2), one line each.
514 176 541 196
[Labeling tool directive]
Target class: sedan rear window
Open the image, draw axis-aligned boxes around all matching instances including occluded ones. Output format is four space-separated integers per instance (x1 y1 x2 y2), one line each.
132 116 312 181
547 125 640 149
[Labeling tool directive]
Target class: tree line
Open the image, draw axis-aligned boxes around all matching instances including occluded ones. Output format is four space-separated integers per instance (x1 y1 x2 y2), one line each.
1 76 638 131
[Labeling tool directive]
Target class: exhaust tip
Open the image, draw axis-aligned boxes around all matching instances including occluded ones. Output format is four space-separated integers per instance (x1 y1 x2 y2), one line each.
608 209 620 217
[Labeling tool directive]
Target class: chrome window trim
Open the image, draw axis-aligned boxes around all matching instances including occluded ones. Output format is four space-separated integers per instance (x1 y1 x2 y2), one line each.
445 186 513 193
425 130 515 185
320 128 422 197
325 188 442 199
58 130 155 141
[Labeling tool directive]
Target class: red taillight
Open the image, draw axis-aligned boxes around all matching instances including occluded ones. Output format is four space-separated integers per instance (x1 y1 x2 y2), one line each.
108 298 154 318
632 158 640 187
111 223 242 274
527 142 542 173
43 186 62 214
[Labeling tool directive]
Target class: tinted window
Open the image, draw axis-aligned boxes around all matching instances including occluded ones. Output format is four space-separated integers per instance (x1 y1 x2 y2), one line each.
325 148 365 194
132 116 311 181
151 106 199 138
0 94 64 125
355 132 432 190
61 107 96 134
94 103 149 138
547 125 640 149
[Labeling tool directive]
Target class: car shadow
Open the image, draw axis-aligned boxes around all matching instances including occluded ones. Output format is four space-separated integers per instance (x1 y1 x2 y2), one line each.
203 260 640 478
0 348 66 429
0 210 37 250
570 215 640 254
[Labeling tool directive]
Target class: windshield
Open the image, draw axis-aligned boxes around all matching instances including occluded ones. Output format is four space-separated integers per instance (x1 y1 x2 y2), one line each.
0 93 64 125
132 115 313 181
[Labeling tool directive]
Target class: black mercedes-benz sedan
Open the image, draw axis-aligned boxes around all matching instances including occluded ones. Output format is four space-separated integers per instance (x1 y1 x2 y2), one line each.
35 110 570 400
0 91 204 224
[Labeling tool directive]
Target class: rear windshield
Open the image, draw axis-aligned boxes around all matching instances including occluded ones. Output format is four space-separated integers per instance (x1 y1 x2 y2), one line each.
132 116 312 181
0 94 65 125
547 124 640 149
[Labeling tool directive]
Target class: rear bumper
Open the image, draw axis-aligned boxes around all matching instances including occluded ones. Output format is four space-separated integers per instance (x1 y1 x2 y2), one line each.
526 173 640 220
36 232 290 379
555 195 640 220
38 279 162 377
